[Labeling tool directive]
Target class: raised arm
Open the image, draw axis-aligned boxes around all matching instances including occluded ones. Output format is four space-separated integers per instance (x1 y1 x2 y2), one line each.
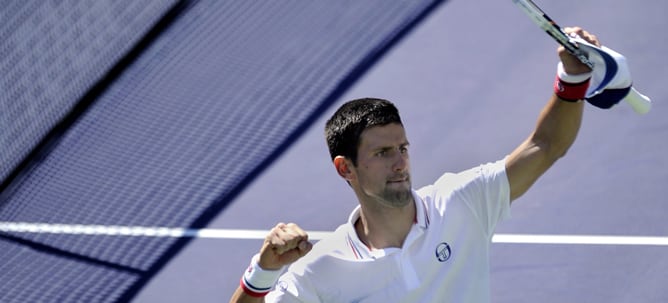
229 223 312 303
506 27 599 202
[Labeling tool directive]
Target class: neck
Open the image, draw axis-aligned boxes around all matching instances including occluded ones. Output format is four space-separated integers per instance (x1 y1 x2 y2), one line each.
355 197 416 250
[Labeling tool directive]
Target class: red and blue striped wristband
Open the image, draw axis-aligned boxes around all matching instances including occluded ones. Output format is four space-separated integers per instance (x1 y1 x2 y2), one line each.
239 254 284 297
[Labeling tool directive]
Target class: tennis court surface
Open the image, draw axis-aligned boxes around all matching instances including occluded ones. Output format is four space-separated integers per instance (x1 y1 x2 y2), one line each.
1 1 666 302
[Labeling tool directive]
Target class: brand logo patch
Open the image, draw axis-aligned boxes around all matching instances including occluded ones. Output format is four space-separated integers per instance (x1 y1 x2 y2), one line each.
435 242 451 262
277 280 288 292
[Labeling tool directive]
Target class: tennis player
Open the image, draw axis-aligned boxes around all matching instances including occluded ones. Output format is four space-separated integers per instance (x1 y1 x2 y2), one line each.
230 27 601 302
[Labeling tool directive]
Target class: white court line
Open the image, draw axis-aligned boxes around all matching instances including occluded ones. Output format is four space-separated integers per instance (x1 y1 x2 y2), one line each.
1 222 667 246
491 234 668 246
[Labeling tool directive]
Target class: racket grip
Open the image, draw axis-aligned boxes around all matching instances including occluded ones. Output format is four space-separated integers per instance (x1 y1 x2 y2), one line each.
624 87 651 114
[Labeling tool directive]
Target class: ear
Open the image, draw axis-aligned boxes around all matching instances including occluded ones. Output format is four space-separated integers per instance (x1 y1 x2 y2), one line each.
333 156 354 181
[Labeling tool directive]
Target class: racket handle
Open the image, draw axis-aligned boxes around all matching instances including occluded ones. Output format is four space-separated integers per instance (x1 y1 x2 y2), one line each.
624 87 651 114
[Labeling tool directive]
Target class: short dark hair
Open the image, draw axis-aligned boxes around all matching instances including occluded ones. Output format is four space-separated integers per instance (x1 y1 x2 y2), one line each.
324 98 403 166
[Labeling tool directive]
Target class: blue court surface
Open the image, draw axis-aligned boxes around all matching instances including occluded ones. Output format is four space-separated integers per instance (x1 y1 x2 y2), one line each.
1 1 666 302
136 1 668 302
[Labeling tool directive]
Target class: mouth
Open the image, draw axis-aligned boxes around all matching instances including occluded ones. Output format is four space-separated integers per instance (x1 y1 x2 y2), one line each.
387 175 409 184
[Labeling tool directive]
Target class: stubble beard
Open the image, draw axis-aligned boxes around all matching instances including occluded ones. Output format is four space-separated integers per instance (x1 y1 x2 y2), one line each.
381 178 413 208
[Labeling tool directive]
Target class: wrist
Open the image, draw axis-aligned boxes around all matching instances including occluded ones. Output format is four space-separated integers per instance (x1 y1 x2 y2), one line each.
554 62 591 102
557 62 592 83
240 254 285 297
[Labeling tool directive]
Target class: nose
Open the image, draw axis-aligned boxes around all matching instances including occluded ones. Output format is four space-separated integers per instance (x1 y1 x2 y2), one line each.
392 150 408 172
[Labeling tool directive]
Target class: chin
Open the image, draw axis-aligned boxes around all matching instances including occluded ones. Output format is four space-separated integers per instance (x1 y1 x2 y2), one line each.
382 189 413 208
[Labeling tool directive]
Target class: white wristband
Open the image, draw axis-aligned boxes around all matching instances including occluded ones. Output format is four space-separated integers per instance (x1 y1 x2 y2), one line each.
557 62 592 84
240 254 285 296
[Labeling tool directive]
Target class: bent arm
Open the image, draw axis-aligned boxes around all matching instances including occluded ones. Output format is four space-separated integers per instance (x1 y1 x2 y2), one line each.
505 26 599 202
229 223 312 303
505 94 584 202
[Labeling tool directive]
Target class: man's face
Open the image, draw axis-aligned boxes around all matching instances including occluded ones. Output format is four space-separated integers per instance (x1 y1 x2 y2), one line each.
350 123 412 208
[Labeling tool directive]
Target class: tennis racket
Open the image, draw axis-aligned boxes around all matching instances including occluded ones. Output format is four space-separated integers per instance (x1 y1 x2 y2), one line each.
512 0 651 114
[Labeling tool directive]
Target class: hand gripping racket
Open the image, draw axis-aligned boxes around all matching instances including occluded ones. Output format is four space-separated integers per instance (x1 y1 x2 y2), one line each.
512 0 651 114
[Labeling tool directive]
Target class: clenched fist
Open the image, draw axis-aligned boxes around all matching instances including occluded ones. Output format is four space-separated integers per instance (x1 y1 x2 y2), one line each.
257 223 313 270
558 27 601 75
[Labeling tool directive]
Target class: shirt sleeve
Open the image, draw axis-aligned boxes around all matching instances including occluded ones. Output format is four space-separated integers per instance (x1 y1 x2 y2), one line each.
265 286 302 303
433 158 511 239
265 267 321 303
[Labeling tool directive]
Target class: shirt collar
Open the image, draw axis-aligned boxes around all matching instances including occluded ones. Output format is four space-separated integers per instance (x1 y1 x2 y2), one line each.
347 190 429 229
345 191 430 259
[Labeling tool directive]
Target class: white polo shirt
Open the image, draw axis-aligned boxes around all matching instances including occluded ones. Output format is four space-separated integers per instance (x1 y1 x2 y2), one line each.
266 159 511 302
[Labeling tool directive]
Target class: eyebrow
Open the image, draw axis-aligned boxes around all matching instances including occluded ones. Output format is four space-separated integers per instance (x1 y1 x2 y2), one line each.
372 142 410 153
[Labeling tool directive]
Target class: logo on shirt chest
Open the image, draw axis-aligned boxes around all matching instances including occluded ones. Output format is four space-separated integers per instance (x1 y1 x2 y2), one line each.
435 242 452 262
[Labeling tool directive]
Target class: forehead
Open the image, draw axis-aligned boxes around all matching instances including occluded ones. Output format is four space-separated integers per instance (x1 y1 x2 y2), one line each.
358 123 407 149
